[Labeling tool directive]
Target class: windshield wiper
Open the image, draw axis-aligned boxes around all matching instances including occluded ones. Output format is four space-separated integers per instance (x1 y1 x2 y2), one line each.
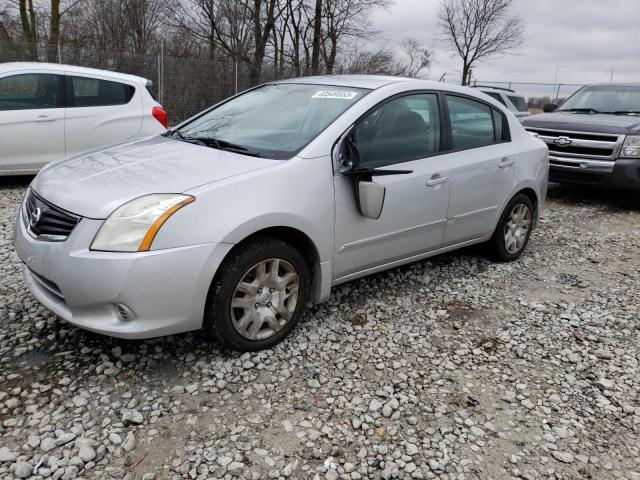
163 129 208 146
164 130 266 157
187 136 263 157
558 108 602 114
605 110 640 116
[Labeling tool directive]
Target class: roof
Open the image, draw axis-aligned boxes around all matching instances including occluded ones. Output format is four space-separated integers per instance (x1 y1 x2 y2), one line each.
0 62 149 84
585 82 640 87
276 74 415 90
475 85 518 94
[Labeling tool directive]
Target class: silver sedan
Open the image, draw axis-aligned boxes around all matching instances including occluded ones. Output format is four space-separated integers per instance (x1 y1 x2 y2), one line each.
14 75 548 351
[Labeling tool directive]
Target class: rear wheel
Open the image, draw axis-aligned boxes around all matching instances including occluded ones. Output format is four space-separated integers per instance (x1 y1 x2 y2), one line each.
204 237 310 351
488 194 534 261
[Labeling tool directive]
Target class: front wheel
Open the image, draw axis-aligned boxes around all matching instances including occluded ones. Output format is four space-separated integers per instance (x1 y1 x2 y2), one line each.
488 194 535 262
203 237 310 351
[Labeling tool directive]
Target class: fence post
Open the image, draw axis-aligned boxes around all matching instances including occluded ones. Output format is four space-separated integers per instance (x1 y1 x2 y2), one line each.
157 44 164 105
235 60 238 94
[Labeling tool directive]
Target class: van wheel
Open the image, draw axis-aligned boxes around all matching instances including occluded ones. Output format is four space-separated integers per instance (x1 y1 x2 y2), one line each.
203 237 310 351
488 194 534 262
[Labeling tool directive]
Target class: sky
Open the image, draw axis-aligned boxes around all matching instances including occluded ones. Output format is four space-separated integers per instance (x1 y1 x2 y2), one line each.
370 0 640 98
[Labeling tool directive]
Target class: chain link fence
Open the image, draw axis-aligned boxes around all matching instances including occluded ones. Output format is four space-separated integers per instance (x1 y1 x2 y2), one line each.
2 40 589 121
0 41 304 125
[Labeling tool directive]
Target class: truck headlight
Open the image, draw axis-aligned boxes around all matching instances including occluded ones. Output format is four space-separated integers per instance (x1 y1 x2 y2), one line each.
620 135 640 159
91 194 195 252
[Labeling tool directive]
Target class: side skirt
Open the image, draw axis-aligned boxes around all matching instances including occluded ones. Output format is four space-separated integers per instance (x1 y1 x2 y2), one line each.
331 236 488 287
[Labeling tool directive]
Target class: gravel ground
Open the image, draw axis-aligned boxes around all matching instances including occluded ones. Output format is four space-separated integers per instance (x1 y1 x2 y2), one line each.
0 176 639 480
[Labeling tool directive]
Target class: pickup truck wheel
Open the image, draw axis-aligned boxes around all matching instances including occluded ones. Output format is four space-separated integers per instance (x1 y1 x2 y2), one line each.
489 194 534 262
204 237 310 351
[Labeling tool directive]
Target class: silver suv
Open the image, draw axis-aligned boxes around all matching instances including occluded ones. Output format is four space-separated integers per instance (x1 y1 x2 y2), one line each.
476 86 531 121
14 75 548 351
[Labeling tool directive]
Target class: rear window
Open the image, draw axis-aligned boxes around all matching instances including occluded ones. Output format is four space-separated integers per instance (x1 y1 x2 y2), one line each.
69 76 135 107
507 95 529 112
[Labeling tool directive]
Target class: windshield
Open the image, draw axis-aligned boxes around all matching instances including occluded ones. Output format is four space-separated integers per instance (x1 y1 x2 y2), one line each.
559 85 640 114
177 83 369 159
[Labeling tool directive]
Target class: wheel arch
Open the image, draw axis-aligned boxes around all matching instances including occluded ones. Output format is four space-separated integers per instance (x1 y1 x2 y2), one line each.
212 224 327 306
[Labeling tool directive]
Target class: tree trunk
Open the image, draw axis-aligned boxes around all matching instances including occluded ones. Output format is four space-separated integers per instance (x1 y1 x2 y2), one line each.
0 20 13 44
249 0 277 85
325 35 337 74
461 60 470 86
47 0 61 62
311 0 322 75
19 0 38 60
208 32 216 61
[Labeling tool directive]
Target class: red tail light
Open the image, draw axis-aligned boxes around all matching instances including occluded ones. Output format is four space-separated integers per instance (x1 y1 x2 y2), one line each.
152 106 168 129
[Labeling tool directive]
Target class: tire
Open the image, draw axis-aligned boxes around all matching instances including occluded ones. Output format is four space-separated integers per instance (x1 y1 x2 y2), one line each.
488 194 535 262
203 236 310 351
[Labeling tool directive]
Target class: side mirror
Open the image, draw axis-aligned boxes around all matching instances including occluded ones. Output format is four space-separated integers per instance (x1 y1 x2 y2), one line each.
333 128 413 220
543 103 558 113
357 181 386 220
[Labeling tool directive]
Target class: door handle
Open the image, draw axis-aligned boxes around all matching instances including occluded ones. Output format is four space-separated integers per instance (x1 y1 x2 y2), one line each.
36 115 55 122
426 176 449 187
498 158 515 168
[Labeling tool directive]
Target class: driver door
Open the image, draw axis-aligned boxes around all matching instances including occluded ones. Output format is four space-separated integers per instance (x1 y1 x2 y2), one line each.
333 93 452 280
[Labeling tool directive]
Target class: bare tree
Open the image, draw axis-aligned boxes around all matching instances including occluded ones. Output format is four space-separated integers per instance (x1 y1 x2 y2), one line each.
47 0 84 61
401 38 431 78
320 0 391 74
169 0 220 59
438 0 524 85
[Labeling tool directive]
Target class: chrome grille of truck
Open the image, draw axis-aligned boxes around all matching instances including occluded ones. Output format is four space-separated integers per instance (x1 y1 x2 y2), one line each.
526 128 624 161
23 190 80 241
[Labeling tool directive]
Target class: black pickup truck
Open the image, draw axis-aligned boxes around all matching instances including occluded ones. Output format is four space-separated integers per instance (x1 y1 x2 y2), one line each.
521 83 640 192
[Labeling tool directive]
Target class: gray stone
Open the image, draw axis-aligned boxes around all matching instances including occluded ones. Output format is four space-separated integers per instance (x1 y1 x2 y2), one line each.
14 461 33 479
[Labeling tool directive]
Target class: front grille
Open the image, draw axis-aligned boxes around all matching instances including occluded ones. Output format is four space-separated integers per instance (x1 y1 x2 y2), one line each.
547 144 614 157
527 128 618 143
525 127 623 160
23 190 80 241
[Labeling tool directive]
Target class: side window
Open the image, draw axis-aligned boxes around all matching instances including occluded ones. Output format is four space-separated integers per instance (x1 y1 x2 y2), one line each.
354 93 440 167
507 95 528 112
446 95 495 150
70 76 135 107
0 74 59 111
484 91 507 106
492 109 510 142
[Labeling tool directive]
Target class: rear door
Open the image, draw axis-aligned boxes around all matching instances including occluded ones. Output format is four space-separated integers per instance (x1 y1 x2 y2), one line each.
63 74 143 157
0 72 66 172
441 94 517 245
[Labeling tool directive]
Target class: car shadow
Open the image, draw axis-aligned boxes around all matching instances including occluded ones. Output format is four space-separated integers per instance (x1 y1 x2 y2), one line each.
10 179 637 377
546 182 640 211
0 175 34 188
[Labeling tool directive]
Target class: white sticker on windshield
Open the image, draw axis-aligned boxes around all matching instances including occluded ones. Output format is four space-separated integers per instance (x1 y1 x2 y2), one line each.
312 90 359 100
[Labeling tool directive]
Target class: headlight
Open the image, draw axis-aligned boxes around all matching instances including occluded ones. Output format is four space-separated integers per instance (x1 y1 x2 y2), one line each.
91 194 195 252
620 135 640 159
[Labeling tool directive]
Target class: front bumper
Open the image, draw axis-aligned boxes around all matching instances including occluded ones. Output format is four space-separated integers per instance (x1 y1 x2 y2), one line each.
13 204 234 339
549 155 640 192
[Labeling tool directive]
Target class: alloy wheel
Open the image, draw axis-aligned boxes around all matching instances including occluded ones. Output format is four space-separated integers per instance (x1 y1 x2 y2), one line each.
503 204 532 255
230 258 300 341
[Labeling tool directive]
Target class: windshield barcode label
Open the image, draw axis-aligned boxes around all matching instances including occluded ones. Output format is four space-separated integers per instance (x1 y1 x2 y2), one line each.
312 91 358 100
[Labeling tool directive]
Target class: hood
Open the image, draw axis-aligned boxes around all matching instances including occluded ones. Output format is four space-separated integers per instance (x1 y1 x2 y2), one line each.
521 112 640 135
32 136 283 219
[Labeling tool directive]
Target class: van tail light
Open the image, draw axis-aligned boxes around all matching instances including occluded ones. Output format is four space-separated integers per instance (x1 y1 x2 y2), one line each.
152 106 168 129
